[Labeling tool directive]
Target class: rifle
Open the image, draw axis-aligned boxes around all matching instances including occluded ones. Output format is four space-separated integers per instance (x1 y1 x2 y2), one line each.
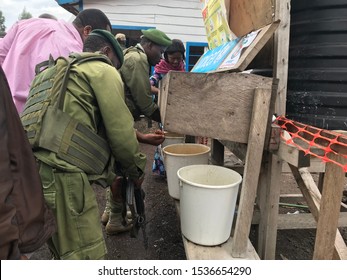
126 180 148 249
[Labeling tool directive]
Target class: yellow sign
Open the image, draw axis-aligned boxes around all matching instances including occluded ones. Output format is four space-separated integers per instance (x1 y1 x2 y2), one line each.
201 0 236 49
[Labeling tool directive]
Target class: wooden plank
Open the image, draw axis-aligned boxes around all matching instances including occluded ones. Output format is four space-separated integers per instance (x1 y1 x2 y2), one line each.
228 0 274 37
224 165 244 175
280 193 304 201
273 139 310 168
219 140 247 162
277 213 318 230
210 139 225 166
252 210 347 230
282 157 326 173
273 0 291 115
213 21 280 73
256 153 282 259
317 173 325 193
289 166 347 260
278 213 347 230
267 124 281 152
183 236 260 260
231 88 272 257
313 155 347 260
160 72 273 143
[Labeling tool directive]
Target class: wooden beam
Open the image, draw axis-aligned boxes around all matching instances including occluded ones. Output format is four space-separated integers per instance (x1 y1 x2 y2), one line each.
273 139 310 168
313 155 347 260
282 157 326 173
278 213 347 230
231 88 272 257
210 139 225 166
274 0 291 115
289 166 347 260
160 72 273 143
219 140 247 162
253 211 347 230
183 236 260 260
267 124 281 152
256 153 282 259
228 0 274 37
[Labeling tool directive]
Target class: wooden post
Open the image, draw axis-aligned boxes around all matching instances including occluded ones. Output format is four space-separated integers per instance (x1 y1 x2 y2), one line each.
290 166 347 259
252 0 291 260
274 0 291 115
256 153 282 259
210 139 225 166
231 88 272 257
313 155 347 259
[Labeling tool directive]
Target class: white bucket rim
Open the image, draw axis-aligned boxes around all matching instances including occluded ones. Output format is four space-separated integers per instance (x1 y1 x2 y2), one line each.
162 143 211 157
164 131 185 139
177 164 242 189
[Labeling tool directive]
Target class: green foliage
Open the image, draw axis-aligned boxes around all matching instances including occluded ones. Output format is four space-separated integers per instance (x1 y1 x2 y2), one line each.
19 7 32 20
0 11 6 32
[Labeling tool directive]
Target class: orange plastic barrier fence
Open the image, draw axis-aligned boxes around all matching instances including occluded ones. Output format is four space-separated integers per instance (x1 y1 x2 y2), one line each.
274 116 347 171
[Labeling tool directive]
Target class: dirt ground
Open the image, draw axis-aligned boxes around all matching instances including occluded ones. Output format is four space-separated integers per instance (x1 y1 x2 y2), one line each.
31 120 347 260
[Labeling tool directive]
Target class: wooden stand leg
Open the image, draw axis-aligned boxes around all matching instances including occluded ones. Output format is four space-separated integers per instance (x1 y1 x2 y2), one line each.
313 155 347 260
231 88 272 258
290 165 347 259
256 153 282 259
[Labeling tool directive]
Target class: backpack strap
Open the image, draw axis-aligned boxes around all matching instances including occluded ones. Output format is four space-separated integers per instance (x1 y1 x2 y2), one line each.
35 54 55 74
57 52 112 110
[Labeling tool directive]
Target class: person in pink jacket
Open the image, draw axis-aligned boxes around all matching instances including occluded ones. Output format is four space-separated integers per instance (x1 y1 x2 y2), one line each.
0 9 112 113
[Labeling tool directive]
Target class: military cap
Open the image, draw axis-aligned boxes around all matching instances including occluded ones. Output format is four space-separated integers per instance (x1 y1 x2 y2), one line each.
89 29 124 66
141 29 172 47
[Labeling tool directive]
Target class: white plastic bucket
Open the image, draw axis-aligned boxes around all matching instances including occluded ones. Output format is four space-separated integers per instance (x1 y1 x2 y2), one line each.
161 131 185 149
162 144 210 200
177 164 242 246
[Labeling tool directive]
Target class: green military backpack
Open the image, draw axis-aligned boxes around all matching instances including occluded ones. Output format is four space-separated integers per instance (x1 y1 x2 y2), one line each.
21 52 112 175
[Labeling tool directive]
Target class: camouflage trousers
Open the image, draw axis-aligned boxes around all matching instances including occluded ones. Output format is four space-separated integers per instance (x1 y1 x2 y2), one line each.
39 161 107 260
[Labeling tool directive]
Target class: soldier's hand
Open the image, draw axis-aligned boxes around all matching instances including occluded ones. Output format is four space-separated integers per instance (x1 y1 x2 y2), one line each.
131 175 144 189
110 176 124 201
137 130 165 146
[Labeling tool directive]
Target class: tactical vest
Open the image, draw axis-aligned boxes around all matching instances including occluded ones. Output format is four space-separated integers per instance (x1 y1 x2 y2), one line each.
21 53 112 175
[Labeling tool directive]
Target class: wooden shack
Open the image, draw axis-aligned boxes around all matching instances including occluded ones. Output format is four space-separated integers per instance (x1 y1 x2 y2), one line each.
160 0 347 260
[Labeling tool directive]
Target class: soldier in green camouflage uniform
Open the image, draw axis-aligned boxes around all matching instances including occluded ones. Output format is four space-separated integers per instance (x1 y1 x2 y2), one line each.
21 30 146 260
102 29 172 235
120 29 172 123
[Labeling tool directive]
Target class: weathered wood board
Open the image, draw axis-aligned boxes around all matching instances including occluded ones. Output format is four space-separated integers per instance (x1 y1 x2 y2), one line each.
226 0 274 37
213 21 280 73
160 71 274 143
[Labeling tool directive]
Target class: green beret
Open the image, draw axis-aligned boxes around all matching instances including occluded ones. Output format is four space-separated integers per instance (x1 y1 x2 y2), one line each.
89 29 124 66
141 29 172 47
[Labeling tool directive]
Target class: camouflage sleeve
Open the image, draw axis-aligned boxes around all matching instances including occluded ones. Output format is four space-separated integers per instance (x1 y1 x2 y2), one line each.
120 52 158 117
92 64 146 179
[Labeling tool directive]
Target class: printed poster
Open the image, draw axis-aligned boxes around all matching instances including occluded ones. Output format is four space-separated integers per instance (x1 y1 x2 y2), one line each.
191 30 259 73
219 30 259 69
202 0 235 50
191 39 240 73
